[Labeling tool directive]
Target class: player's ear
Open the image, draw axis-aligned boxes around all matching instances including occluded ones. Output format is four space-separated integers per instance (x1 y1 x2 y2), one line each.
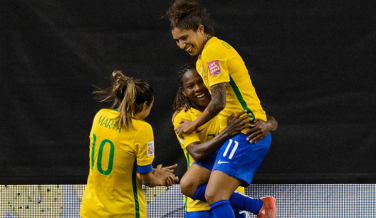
197 25 204 34
142 101 148 110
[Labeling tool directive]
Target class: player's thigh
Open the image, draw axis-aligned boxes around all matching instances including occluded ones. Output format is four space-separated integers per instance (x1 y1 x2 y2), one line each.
180 164 211 197
205 170 241 204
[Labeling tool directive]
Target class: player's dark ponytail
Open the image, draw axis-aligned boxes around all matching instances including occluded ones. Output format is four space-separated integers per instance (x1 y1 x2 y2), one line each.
165 0 215 36
94 71 154 129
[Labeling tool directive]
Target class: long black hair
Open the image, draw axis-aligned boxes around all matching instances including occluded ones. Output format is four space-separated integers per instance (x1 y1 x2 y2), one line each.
165 0 215 35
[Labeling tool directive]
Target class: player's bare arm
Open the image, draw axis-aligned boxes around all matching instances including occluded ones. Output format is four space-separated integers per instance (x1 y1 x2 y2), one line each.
207 83 226 115
186 111 250 162
175 83 226 137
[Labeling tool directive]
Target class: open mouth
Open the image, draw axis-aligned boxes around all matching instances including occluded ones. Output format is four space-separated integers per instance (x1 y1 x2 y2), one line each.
196 93 206 99
185 45 193 53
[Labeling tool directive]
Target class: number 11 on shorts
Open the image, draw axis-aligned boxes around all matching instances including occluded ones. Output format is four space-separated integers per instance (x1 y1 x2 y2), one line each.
223 139 238 159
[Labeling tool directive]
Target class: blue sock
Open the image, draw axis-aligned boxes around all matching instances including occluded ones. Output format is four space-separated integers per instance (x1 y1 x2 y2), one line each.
192 184 207 201
210 200 235 218
229 191 263 214
192 185 262 214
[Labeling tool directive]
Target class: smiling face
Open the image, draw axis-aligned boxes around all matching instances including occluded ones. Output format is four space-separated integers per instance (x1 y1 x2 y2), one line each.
171 25 207 56
182 68 210 111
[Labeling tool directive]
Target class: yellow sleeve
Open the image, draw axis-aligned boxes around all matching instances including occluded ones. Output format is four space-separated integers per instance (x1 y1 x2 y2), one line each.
202 47 230 87
134 123 154 167
172 111 201 150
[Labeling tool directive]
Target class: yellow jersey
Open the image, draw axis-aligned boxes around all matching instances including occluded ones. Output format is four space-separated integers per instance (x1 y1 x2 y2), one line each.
173 108 244 212
196 37 267 132
80 109 155 218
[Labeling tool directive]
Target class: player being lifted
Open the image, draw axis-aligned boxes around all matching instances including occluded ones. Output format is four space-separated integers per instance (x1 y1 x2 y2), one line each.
80 71 178 218
172 64 277 218
166 0 277 217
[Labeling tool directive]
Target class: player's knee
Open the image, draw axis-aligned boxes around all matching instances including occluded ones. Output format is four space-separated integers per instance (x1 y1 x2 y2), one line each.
204 188 217 204
180 176 196 197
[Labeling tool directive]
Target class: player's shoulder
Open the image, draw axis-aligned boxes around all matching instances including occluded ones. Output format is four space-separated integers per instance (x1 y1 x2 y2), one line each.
172 108 200 127
206 37 232 50
93 108 117 122
172 110 188 127
96 108 117 116
132 119 153 132
202 37 230 59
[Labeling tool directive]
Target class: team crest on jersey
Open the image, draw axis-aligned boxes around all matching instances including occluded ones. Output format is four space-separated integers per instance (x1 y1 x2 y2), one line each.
147 141 154 156
207 60 221 76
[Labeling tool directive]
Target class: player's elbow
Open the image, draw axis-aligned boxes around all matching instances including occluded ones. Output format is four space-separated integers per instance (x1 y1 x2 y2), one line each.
191 153 206 163
218 106 225 114
189 150 209 163
187 145 208 162
213 102 225 115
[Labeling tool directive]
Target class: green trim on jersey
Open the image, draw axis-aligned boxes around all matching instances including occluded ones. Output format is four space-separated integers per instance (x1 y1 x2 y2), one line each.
132 159 140 218
91 134 96 170
184 151 192 211
229 76 255 122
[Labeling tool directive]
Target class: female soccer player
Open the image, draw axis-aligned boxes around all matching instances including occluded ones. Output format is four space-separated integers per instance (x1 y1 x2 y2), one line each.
80 71 178 218
166 1 277 217
173 64 278 218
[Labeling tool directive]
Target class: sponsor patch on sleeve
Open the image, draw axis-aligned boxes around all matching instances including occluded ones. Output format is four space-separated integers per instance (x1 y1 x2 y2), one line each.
207 60 221 76
147 141 154 156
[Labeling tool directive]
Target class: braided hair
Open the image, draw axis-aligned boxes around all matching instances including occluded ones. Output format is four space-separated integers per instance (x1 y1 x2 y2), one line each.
172 64 196 112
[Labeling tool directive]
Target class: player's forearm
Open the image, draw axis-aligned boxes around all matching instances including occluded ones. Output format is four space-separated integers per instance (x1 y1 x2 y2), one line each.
207 83 226 115
188 130 231 162
192 107 219 131
140 172 163 187
192 84 226 129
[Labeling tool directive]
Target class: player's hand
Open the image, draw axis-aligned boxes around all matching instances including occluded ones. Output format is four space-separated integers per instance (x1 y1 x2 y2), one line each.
154 164 178 186
224 110 252 137
161 164 178 173
162 164 179 184
174 119 196 137
245 119 273 143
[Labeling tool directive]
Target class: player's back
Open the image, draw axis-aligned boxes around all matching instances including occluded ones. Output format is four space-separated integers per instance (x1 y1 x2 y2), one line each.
80 108 152 218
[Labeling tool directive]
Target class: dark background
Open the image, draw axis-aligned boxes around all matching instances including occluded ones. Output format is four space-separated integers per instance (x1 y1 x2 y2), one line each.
1 0 375 184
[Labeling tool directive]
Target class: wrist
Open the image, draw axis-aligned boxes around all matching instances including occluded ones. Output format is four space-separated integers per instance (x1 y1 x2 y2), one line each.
220 127 231 138
192 120 199 130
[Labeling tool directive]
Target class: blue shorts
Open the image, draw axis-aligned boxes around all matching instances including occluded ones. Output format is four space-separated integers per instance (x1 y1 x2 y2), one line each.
184 209 247 218
213 133 271 186
185 211 212 218
193 150 218 170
